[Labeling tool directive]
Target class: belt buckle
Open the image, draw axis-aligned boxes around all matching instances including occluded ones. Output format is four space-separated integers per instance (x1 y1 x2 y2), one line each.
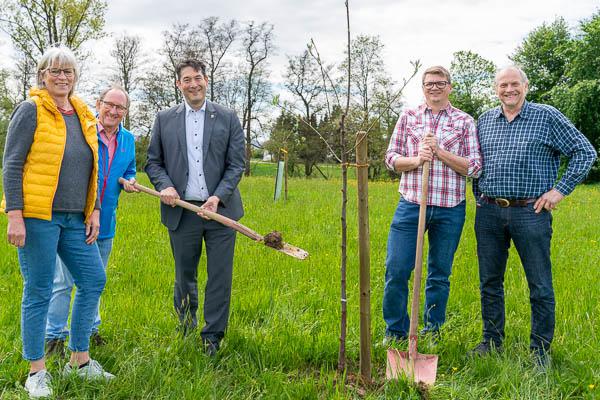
495 198 510 207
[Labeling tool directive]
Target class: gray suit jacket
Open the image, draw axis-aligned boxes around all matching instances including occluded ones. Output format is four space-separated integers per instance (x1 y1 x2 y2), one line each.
145 100 245 230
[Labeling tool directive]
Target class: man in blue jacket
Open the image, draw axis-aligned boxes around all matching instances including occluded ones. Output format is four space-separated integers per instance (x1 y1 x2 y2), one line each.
45 85 137 355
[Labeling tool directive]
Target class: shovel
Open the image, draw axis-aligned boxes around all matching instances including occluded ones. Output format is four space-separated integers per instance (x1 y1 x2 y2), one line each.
119 178 308 260
386 160 438 385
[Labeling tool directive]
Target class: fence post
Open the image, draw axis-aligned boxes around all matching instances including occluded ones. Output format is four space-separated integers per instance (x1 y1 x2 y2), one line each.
356 130 371 381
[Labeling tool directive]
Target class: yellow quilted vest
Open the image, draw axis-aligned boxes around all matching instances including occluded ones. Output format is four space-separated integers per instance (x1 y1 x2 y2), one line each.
1 88 98 222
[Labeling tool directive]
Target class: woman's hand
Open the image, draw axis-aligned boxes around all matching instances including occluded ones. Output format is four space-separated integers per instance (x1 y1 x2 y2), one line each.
86 209 101 244
7 210 26 247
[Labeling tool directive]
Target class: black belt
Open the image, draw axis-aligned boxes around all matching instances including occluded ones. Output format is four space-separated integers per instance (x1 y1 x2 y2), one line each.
186 200 207 205
481 195 536 208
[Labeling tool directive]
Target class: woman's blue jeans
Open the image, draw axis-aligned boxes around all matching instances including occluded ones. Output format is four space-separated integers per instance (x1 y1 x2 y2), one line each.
383 198 466 338
18 212 106 361
474 200 555 351
46 238 113 340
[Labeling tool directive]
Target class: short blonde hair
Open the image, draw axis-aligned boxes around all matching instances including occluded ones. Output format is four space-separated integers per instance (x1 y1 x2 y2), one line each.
422 65 451 84
36 46 79 96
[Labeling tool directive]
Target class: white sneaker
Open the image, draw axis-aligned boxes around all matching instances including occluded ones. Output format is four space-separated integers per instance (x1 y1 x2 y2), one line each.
24 370 52 398
63 359 115 380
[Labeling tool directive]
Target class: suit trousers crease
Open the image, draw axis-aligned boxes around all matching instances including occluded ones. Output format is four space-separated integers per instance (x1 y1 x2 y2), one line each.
168 208 236 341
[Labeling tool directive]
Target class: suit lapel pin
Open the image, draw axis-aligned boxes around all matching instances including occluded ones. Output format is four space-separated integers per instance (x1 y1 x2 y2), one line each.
210 114 215 119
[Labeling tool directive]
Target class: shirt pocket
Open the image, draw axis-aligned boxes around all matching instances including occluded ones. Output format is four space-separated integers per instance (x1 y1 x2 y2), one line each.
404 124 424 156
440 126 463 154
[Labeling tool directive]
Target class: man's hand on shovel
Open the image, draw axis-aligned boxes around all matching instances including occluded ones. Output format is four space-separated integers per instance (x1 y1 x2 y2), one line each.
159 187 180 207
418 133 435 166
119 178 309 260
198 196 220 220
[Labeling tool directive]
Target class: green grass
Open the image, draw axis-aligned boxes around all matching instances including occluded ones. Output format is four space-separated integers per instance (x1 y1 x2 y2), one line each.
249 161 360 180
1 175 599 399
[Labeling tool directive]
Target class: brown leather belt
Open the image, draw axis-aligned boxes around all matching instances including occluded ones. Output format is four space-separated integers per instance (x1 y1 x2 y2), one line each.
481 195 536 208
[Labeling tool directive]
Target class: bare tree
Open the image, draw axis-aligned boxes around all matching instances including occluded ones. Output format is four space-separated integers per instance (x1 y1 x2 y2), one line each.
239 21 275 176
284 48 326 120
12 54 36 101
110 33 142 129
198 17 238 102
341 35 391 123
160 23 205 104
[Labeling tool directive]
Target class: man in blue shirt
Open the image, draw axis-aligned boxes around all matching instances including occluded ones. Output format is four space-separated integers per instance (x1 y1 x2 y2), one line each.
470 66 596 368
45 85 138 355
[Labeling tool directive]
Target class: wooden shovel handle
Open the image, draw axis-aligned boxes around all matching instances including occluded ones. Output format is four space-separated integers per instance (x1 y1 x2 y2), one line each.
408 161 430 360
118 178 263 241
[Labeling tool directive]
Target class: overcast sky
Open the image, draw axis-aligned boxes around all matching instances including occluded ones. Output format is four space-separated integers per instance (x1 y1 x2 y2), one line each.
1 0 598 106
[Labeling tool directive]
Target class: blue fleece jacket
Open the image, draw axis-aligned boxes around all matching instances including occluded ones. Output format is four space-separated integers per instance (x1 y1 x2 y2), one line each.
98 124 136 239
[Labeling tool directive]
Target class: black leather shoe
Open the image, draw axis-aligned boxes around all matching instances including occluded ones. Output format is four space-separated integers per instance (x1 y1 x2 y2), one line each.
531 347 551 371
467 341 502 357
45 338 66 358
91 332 107 346
419 328 441 344
177 324 197 337
203 338 220 357
382 334 408 346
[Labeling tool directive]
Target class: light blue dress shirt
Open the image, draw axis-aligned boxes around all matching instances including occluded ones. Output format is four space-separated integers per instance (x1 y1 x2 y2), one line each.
184 101 210 201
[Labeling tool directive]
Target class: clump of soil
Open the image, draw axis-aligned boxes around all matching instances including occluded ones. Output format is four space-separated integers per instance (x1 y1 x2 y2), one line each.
263 231 284 249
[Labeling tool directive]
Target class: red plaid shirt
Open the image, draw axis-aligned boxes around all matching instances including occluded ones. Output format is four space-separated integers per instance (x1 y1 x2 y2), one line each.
385 102 482 207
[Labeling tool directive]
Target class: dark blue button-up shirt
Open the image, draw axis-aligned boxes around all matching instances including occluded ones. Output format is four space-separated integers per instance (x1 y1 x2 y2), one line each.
475 101 596 199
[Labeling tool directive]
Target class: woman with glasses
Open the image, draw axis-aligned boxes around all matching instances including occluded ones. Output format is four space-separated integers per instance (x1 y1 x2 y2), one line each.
1 46 114 398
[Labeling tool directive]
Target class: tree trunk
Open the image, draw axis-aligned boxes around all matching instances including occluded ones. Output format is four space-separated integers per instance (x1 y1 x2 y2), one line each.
337 114 348 372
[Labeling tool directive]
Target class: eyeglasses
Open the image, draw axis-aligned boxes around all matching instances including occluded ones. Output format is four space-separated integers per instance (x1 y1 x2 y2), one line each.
47 68 75 78
100 100 127 113
423 81 449 89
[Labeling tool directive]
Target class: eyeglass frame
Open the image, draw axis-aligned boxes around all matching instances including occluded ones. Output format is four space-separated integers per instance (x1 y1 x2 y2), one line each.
46 68 75 78
422 81 450 89
100 100 128 113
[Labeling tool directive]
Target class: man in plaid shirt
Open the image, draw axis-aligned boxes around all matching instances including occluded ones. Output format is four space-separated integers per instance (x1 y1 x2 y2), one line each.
470 66 596 369
383 66 482 343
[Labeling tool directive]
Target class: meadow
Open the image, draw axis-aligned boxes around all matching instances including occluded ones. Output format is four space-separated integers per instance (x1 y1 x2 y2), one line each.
0 172 599 399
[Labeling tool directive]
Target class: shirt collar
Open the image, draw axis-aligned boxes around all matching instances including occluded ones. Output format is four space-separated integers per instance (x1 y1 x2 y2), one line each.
184 100 207 115
419 101 453 115
496 100 530 120
97 122 119 139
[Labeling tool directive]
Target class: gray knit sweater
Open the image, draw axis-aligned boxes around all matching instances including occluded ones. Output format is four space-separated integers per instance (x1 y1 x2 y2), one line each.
2 101 100 213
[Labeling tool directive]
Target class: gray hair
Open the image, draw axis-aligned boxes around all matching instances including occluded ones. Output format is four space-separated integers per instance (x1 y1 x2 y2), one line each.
494 65 529 85
98 84 130 109
36 46 79 96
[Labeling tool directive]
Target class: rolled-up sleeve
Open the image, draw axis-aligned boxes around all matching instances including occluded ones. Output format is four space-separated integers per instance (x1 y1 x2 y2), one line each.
463 119 482 178
550 108 597 195
385 114 408 171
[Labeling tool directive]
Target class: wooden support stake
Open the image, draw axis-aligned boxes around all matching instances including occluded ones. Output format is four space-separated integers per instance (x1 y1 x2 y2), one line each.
356 130 372 381
283 148 288 201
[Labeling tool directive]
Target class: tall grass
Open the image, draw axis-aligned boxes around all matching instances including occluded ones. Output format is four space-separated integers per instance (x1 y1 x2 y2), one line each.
0 175 598 399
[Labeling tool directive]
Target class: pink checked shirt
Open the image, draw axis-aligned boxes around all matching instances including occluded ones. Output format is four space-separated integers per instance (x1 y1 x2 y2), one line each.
385 102 482 207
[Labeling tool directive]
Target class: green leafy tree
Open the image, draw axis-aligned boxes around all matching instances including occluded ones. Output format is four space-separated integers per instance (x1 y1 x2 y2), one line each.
511 18 573 103
449 50 496 118
264 110 300 175
549 12 600 182
0 0 108 64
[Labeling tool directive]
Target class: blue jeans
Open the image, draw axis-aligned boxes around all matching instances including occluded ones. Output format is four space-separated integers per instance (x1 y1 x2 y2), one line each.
383 198 466 338
46 238 113 340
17 212 106 361
475 200 554 350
